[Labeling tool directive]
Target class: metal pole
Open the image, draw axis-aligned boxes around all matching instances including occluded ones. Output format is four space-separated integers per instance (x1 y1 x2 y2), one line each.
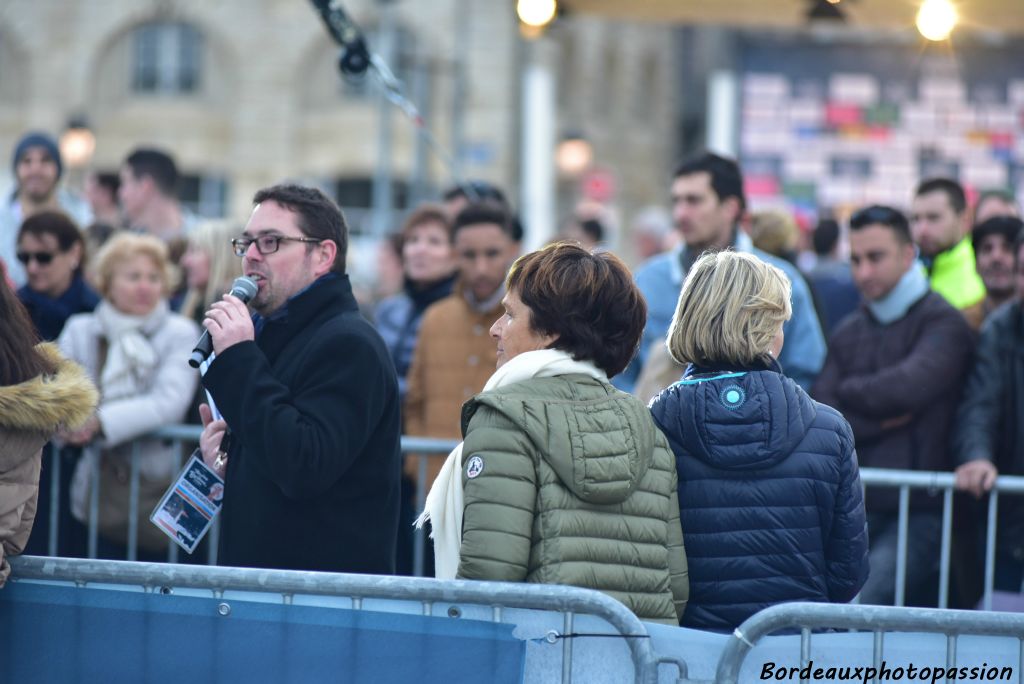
88 445 100 559
48 445 61 556
127 442 141 561
449 0 470 181
895 485 909 607
413 454 427 577
939 487 953 608
707 69 739 157
521 38 557 252
410 60 431 207
370 1 396 237
984 491 998 611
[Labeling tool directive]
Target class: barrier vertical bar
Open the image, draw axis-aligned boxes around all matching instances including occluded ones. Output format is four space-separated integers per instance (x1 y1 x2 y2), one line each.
872 631 883 684
88 445 100 558
167 444 184 564
983 491 998 611
895 485 910 607
48 445 61 556
562 610 574 684
945 634 956 684
800 628 811 684
939 487 953 609
127 441 141 561
413 453 427 577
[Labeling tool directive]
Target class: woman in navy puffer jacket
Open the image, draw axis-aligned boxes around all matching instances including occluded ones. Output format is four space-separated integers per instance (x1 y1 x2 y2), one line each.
649 251 868 632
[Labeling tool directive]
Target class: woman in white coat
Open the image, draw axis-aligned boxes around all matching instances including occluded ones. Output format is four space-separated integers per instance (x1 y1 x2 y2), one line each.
59 233 199 558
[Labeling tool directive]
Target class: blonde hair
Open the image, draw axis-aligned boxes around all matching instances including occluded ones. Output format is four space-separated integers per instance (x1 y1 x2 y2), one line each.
179 221 244 320
92 233 176 298
749 210 798 258
667 250 792 368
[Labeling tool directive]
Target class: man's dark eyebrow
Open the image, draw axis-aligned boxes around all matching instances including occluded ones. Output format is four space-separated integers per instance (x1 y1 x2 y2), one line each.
241 228 287 238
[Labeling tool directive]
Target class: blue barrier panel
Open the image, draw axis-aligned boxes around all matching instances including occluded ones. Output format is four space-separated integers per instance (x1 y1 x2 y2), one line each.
0 582 526 684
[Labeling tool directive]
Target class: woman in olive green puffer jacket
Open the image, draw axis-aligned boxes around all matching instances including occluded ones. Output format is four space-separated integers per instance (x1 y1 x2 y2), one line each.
420 243 688 625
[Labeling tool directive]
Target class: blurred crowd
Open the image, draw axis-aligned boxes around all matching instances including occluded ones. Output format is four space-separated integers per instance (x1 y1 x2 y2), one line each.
2 127 1023 621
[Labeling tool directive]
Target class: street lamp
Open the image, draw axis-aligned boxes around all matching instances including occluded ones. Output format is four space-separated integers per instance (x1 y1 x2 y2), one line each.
59 117 96 169
916 0 957 41
516 0 557 29
555 133 592 177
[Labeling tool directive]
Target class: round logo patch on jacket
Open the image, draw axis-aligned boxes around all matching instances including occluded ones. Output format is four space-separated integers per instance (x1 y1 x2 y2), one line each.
720 385 746 410
466 455 485 479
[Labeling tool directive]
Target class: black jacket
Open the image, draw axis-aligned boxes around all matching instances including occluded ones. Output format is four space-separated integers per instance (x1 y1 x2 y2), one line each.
953 300 1024 550
812 291 974 513
204 274 401 574
650 362 868 631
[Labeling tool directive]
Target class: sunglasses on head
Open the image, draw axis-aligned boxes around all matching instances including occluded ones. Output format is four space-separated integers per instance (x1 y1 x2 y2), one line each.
16 251 55 265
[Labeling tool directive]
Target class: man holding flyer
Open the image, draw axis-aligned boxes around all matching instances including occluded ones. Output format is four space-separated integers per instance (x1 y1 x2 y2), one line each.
196 184 401 574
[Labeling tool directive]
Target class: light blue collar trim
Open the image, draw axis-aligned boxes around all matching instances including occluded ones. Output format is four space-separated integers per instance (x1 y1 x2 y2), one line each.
675 371 747 386
866 262 930 325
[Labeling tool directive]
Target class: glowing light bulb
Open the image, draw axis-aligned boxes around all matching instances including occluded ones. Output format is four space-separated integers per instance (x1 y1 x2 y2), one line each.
916 0 958 41
517 0 557 29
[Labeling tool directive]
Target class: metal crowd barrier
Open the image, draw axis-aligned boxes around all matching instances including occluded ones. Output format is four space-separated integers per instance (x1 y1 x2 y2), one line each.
41 426 1024 610
7 555 674 684
43 427 458 574
859 469 1024 610
715 602 1024 684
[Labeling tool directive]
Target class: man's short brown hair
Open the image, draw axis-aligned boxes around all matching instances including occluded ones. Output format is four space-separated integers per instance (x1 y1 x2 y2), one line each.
253 184 348 275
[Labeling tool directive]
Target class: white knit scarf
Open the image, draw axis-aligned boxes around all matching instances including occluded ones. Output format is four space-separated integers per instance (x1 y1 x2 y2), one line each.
93 299 168 401
415 348 608 579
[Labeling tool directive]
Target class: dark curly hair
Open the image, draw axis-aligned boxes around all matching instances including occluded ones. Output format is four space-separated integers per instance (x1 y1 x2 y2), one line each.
506 242 646 377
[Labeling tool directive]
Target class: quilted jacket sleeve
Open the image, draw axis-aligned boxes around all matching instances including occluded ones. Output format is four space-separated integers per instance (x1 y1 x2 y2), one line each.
667 497 689 622
824 419 869 602
456 404 537 583
659 432 689 622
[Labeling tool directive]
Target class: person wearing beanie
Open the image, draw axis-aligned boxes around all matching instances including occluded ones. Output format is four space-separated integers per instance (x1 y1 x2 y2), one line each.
1 131 92 287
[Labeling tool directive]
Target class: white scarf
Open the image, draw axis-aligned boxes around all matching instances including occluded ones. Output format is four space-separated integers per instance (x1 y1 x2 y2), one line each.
93 299 168 401
415 348 608 579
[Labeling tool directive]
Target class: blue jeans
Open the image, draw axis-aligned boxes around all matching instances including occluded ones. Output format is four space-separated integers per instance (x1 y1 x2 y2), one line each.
859 512 943 606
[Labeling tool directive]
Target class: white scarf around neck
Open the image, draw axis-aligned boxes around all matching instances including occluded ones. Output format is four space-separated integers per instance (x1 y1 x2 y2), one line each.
415 348 608 579
94 299 168 401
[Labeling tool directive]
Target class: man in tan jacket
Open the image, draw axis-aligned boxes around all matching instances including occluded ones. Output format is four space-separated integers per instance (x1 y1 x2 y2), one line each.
404 203 519 499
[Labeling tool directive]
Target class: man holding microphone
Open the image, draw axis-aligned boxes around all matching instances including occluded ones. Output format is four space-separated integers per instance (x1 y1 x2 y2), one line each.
197 184 401 574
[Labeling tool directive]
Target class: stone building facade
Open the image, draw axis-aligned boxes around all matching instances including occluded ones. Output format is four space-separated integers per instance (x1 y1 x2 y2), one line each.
0 0 677 260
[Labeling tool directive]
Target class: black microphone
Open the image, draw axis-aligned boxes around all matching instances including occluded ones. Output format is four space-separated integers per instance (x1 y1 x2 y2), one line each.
188 276 259 369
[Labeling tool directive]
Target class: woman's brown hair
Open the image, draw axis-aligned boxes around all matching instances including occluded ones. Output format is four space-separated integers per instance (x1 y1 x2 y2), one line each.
506 242 646 377
0 269 56 385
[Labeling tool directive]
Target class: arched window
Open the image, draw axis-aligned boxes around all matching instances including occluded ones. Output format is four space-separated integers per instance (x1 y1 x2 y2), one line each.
131 22 203 94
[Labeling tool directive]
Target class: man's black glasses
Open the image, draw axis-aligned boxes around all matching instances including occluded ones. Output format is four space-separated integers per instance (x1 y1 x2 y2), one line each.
231 235 322 257
16 251 55 265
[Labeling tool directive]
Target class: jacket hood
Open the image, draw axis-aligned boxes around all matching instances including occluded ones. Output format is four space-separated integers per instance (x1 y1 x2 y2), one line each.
466 375 655 505
649 368 816 470
0 342 98 433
